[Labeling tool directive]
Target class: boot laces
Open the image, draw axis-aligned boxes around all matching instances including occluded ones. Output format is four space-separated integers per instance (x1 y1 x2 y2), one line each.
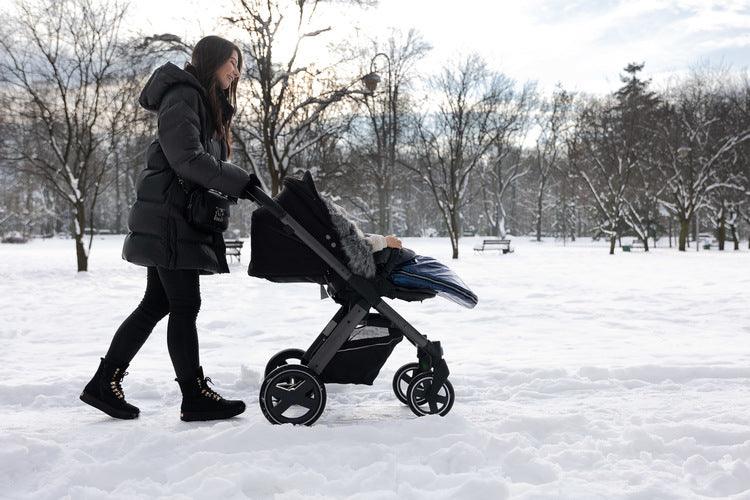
198 376 222 401
110 368 128 400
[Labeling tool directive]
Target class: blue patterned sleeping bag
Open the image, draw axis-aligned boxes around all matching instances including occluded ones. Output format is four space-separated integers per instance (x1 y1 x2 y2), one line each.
389 254 478 309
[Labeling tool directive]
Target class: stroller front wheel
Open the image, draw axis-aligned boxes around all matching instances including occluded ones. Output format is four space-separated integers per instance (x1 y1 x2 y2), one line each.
259 365 326 426
406 372 455 417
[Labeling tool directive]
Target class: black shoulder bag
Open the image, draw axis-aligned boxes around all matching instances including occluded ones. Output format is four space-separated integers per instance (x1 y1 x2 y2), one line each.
177 178 235 233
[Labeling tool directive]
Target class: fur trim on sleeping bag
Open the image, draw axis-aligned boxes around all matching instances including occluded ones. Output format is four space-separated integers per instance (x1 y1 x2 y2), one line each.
320 197 377 278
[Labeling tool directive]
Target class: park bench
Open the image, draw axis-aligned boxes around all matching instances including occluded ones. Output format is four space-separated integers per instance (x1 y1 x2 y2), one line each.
225 239 244 263
473 239 513 254
622 239 645 252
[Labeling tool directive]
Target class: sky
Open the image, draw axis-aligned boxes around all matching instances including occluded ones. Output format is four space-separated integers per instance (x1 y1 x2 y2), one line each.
124 0 750 95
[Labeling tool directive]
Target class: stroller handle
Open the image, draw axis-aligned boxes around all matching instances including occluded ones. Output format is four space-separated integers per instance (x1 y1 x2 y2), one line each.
246 184 285 219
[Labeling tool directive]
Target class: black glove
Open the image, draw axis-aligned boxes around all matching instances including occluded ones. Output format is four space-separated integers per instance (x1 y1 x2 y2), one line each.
239 174 262 200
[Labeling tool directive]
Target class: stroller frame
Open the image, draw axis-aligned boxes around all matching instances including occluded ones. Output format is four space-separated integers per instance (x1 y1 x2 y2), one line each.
248 185 451 424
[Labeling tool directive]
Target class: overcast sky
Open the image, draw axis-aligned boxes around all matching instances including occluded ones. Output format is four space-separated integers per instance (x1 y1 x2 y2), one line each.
125 0 750 94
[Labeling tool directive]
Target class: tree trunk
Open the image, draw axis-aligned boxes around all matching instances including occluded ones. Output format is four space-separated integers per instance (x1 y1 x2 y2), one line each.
450 210 460 259
535 179 544 242
730 225 739 250
74 201 88 272
497 203 507 238
115 160 123 233
378 186 388 235
269 159 281 196
678 217 689 251
643 237 649 252
609 234 616 255
718 212 726 251
668 217 673 248
691 213 697 244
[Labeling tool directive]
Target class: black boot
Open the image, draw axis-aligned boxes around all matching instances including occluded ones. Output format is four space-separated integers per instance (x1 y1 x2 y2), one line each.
80 358 139 419
176 366 246 422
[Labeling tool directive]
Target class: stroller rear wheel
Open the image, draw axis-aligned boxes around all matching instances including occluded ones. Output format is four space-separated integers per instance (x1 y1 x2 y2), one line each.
406 372 455 417
264 348 306 377
259 365 326 425
392 362 421 405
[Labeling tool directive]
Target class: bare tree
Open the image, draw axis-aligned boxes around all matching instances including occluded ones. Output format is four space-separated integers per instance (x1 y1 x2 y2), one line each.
572 97 635 254
0 0 129 271
100 36 194 233
352 29 431 234
225 0 369 195
654 73 750 251
480 80 535 238
410 54 507 258
533 86 572 242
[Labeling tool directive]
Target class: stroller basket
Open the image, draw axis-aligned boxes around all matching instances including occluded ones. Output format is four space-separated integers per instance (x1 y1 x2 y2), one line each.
321 314 403 385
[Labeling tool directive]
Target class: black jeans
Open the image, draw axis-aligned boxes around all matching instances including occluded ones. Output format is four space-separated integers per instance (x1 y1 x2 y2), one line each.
105 266 201 380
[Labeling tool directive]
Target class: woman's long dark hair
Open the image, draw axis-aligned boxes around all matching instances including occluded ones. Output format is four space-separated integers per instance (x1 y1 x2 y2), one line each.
184 36 242 158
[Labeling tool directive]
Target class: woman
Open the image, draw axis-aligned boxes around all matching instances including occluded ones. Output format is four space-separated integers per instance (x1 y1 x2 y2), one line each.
80 36 260 422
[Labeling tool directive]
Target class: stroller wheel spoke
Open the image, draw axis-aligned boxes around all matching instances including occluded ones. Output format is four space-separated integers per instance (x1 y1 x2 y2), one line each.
268 386 288 401
272 398 294 415
298 395 318 410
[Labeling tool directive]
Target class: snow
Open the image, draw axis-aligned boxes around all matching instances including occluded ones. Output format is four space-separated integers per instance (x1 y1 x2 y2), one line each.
2 235 750 499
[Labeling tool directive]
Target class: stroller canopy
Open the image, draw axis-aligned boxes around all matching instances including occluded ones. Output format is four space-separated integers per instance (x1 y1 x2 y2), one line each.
248 171 346 284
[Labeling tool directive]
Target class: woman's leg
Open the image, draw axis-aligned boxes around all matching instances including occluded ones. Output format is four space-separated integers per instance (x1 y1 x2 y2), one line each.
82 267 167 419
155 267 201 380
155 268 246 421
104 266 170 366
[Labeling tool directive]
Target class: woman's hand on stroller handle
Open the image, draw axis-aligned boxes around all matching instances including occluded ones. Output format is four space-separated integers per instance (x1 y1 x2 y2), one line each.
241 178 287 219
240 174 263 201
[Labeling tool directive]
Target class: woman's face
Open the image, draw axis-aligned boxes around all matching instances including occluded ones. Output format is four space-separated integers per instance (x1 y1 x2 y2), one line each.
216 50 240 91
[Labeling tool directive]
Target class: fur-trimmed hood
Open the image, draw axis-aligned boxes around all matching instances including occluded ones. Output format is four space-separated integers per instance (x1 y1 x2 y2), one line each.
320 197 377 279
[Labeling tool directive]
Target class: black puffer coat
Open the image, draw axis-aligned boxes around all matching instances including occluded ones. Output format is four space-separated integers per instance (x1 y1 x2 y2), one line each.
122 62 251 274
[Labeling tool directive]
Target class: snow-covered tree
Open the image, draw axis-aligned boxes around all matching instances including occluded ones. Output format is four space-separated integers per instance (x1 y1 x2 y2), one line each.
225 0 370 195
533 86 572 242
352 29 430 235
654 72 750 251
410 54 509 258
480 80 536 238
571 64 662 253
0 0 128 271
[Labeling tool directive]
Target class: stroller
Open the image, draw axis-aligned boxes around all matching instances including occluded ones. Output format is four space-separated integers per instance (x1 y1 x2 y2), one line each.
247 171 458 425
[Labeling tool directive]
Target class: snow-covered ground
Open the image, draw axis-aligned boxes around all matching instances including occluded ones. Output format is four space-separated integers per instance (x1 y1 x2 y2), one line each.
2 235 749 499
